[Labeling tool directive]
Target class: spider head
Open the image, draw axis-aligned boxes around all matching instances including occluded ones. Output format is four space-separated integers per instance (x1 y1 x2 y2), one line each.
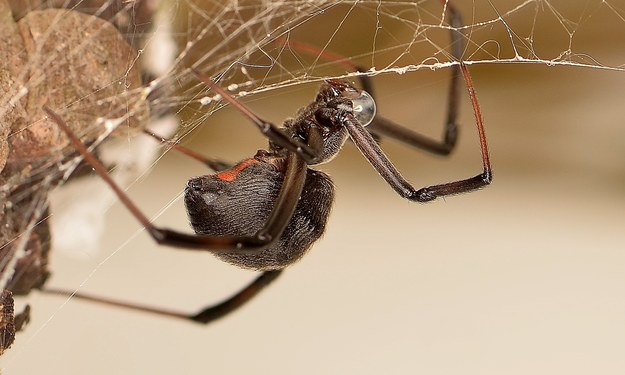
317 79 377 127
289 79 377 165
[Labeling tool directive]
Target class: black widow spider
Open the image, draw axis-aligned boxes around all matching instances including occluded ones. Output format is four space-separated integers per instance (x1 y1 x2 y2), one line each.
43 2 491 324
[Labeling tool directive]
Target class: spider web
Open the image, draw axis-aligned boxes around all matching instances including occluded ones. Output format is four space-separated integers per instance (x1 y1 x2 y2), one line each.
1 0 625 372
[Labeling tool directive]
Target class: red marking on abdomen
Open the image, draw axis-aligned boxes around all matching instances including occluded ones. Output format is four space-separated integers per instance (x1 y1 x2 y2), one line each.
215 159 258 182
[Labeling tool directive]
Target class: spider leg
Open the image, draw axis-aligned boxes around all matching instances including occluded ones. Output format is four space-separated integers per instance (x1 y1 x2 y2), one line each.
343 63 492 202
43 106 307 253
189 270 281 323
275 2 464 156
143 129 232 172
359 2 464 156
192 69 324 164
44 271 282 324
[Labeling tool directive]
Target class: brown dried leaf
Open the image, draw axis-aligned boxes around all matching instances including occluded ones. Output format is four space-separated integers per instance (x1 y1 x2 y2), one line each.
0 1 151 356
0 0 27 172
7 8 148 163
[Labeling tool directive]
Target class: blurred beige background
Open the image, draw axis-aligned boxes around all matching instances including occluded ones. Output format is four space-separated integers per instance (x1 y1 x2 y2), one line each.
3 1 625 374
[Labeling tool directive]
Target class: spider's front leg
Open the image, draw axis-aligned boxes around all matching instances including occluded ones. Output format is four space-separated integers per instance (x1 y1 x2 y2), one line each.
354 1 464 156
325 63 492 203
341 2 491 201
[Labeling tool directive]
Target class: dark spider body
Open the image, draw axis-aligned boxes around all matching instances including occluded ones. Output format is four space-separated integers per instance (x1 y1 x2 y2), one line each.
184 80 365 270
185 154 334 270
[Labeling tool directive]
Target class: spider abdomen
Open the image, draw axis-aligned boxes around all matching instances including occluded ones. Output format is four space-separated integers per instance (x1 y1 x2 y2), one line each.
184 157 334 270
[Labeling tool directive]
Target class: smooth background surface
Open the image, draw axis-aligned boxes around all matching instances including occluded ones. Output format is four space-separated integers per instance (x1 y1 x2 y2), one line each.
3 1 625 374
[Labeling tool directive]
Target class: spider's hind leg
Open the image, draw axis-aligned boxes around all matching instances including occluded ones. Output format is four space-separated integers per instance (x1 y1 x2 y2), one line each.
44 270 283 324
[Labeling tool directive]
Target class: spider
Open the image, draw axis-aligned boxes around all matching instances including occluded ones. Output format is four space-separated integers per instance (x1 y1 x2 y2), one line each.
43 3 491 324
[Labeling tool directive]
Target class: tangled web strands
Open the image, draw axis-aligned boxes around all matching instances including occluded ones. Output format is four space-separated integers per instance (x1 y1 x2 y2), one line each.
0 0 624 362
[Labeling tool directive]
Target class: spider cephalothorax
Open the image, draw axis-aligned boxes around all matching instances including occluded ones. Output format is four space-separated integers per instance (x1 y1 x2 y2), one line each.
271 79 377 165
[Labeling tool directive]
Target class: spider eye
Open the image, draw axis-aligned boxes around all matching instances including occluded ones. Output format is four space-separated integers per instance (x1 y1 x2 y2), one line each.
351 91 376 126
